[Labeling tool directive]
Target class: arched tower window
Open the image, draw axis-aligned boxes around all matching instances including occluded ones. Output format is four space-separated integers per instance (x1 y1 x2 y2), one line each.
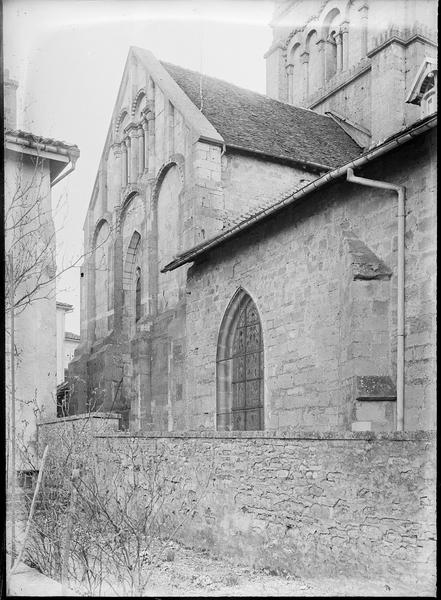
326 30 338 80
217 290 264 431
323 8 341 82
135 267 141 322
287 42 301 104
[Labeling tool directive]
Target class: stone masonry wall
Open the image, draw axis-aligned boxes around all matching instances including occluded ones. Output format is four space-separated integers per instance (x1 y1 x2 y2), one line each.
222 152 317 225
72 428 436 592
184 130 436 431
70 52 315 430
310 68 372 133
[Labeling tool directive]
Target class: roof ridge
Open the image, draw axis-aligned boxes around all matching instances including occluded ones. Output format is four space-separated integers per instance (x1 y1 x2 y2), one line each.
160 60 333 121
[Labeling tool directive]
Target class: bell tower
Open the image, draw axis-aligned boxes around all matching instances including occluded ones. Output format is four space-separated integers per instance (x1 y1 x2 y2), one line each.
265 0 437 146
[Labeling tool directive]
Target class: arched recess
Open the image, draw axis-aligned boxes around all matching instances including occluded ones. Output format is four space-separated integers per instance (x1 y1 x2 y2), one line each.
132 89 147 118
93 219 111 340
123 230 142 336
115 110 131 185
120 192 144 239
216 289 264 431
287 42 302 103
115 108 130 138
154 161 184 312
306 30 322 95
120 193 145 333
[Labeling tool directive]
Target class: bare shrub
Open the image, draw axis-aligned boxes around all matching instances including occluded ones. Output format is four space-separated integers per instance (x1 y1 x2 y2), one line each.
25 420 213 596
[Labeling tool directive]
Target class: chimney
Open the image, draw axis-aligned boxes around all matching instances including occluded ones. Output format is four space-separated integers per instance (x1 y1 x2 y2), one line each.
4 69 19 130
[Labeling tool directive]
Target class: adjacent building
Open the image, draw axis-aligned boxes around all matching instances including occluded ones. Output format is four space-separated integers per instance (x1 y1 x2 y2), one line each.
68 0 436 434
56 301 80 384
4 71 80 470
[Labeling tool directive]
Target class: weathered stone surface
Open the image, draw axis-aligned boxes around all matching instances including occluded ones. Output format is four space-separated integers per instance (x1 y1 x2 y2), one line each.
342 230 393 280
355 375 396 400
185 131 436 431
39 421 434 589
266 1 436 144
69 6 436 436
69 53 312 431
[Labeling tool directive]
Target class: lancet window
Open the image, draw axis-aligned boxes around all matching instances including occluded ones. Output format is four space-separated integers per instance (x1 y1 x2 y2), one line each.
217 290 264 431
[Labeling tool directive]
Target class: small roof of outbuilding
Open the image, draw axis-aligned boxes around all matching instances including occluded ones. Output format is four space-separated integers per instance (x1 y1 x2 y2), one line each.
56 301 74 311
161 61 362 170
65 331 80 341
5 129 80 156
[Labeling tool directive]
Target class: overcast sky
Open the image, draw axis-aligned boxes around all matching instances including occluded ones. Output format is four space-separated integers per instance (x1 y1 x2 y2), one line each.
4 0 274 332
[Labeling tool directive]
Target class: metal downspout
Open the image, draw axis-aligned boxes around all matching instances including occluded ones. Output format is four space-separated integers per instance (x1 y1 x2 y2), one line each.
346 168 406 431
50 154 79 188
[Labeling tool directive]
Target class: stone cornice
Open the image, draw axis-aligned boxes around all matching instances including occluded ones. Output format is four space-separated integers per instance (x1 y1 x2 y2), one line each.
95 429 436 442
367 31 438 58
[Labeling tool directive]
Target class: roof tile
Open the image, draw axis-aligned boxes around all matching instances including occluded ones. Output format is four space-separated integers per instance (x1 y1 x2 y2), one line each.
161 62 362 169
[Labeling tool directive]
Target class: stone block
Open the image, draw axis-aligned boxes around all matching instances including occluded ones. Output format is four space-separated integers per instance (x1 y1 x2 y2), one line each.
351 421 372 432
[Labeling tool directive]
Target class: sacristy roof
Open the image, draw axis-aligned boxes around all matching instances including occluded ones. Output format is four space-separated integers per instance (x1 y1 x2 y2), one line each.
161 61 363 170
162 113 436 273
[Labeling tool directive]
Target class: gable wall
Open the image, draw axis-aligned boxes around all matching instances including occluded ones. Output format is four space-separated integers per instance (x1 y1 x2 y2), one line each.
70 54 318 429
222 153 318 226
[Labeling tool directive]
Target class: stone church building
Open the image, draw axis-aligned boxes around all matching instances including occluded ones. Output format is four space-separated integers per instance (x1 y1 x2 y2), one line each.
69 0 437 434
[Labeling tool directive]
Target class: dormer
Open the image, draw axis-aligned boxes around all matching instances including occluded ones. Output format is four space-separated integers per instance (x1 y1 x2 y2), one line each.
406 57 438 117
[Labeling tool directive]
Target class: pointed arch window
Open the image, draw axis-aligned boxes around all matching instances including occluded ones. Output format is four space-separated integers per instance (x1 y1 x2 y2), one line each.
217 290 264 431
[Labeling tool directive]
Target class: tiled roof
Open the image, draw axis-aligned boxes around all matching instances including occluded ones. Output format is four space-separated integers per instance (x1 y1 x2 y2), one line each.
5 128 79 154
161 62 362 170
162 113 437 273
56 301 74 311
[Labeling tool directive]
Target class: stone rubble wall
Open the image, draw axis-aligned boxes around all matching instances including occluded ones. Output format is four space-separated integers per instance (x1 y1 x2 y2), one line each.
38 417 435 588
